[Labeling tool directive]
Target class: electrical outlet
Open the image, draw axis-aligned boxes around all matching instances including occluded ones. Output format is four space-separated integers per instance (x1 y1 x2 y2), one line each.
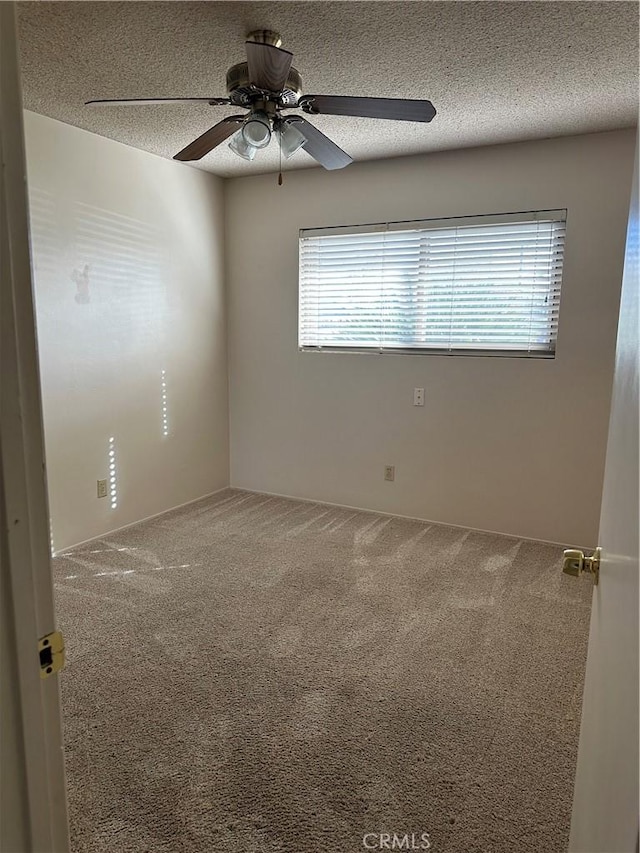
97 479 108 499
413 387 425 406
384 465 395 482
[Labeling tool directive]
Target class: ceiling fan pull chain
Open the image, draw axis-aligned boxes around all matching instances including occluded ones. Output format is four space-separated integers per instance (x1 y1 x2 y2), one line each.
278 135 283 186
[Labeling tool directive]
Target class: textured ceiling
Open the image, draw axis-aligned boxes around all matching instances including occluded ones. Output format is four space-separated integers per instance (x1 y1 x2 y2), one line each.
17 1 639 178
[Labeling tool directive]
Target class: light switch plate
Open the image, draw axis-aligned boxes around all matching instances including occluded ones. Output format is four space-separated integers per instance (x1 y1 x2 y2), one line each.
413 387 425 406
97 479 108 498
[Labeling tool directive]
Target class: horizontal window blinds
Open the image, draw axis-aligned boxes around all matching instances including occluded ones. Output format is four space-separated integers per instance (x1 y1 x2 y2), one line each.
299 211 566 356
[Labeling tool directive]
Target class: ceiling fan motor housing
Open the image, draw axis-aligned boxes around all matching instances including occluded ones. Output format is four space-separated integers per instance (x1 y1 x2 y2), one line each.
226 62 302 108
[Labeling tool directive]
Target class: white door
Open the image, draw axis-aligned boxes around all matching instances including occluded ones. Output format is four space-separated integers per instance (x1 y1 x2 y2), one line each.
0 3 69 851
569 142 639 852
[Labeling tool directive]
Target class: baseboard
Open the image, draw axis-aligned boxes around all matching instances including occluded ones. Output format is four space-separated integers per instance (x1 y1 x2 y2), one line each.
54 486 231 555
231 486 580 549
56 484 586 555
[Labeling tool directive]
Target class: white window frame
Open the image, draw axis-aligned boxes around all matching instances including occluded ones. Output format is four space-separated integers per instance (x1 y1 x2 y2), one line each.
298 209 567 358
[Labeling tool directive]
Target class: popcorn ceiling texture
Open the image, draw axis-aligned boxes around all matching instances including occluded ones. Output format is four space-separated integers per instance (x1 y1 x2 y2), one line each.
54 489 592 853
17 1 639 178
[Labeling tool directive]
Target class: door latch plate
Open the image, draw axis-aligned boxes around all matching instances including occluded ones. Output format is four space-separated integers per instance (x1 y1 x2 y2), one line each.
39 630 65 678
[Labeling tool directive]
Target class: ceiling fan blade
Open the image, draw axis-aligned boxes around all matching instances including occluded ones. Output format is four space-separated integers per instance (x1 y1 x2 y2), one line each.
86 97 230 107
173 115 245 161
245 41 293 92
285 116 352 170
299 95 436 123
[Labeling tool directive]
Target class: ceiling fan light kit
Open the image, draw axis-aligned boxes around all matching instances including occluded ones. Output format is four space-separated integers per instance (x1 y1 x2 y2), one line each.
86 30 436 177
241 111 272 148
277 120 306 160
228 130 257 161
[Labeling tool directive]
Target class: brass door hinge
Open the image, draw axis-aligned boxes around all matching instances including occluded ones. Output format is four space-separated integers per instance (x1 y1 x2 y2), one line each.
562 547 601 585
38 631 65 678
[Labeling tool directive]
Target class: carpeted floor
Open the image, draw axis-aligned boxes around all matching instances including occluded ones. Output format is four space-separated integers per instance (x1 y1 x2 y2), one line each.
53 489 592 853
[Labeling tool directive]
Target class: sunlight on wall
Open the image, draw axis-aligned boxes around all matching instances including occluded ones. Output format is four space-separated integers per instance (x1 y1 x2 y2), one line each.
29 186 169 539
29 190 167 355
108 436 118 510
24 109 229 551
161 369 169 437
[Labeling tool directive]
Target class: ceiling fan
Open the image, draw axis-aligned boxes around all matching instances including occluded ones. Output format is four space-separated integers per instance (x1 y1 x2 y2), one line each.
87 30 436 173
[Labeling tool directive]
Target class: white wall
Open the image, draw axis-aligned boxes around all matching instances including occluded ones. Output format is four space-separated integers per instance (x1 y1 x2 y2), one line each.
24 111 229 552
226 130 635 546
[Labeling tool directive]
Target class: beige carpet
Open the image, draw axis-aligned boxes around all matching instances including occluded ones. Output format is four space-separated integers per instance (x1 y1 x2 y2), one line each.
53 489 592 853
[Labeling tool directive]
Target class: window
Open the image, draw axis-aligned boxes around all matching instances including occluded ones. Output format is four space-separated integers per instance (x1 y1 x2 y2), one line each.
299 210 566 357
